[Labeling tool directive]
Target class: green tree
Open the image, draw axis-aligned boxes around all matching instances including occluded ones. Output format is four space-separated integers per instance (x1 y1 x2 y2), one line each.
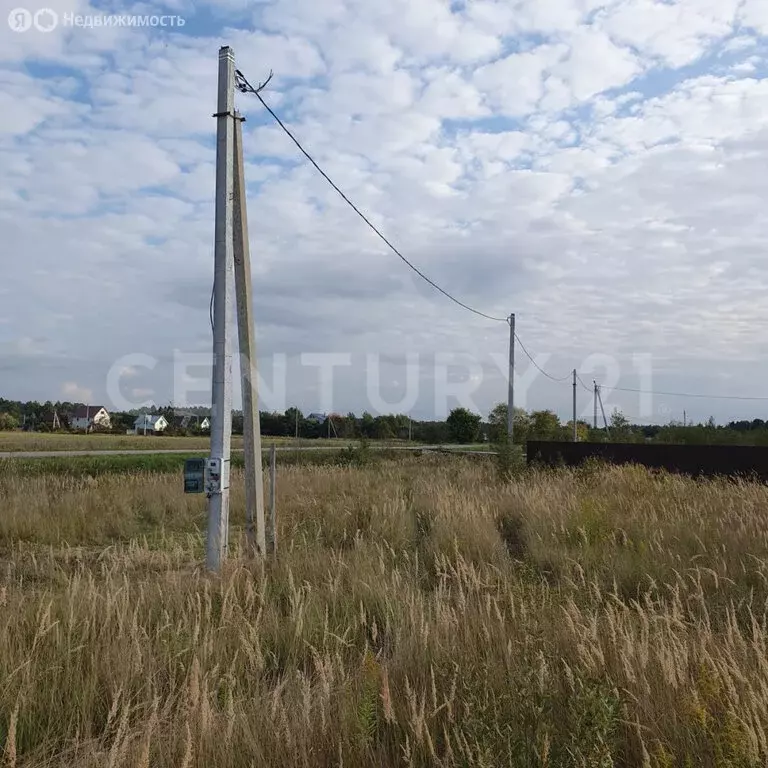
529 410 561 441
285 407 303 437
110 412 135 432
488 403 531 444
360 411 376 439
374 416 394 440
609 408 633 441
446 407 482 444
340 412 358 439
415 421 449 444
564 420 591 442
0 413 19 430
488 403 508 442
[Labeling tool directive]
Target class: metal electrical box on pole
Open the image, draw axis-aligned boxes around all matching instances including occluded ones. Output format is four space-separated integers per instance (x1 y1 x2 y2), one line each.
184 458 206 494
207 45 236 572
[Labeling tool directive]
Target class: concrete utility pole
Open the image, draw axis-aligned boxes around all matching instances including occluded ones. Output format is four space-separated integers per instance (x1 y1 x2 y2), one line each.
572 369 577 442
593 381 598 430
207 45 236 572
233 109 266 557
507 313 515 444
597 385 610 436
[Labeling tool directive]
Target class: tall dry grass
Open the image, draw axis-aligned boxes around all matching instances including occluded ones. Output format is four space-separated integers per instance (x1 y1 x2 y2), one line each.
2 457 768 766
0 432 365 454
0 433 237 453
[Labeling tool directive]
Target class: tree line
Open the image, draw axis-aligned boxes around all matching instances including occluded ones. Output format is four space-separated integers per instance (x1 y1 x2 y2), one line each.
2 397 768 446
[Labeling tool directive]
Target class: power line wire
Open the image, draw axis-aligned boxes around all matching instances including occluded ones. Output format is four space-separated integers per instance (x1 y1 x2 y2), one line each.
514 333 573 382
235 69 508 324
578 373 768 403
573 367 768 406
601 385 768 402
209 282 214 333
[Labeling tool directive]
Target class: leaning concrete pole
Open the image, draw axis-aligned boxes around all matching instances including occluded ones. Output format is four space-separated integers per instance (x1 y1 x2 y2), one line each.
233 111 266 556
207 45 236 572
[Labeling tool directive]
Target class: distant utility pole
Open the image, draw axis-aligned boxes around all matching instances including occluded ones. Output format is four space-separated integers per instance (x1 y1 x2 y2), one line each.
233 108 266 557
593 381 598 430
207 45 236 572
507 313 515 444
572 369 577 442
596 384 611 436
683 410 687 427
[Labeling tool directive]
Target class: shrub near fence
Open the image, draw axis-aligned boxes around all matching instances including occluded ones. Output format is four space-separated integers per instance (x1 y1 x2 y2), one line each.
527 440 768 482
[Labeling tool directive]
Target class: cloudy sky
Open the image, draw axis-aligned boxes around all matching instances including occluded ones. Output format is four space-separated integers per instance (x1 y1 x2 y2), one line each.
2 0 768 423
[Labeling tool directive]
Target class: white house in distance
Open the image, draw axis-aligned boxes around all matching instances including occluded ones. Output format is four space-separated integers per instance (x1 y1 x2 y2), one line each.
134 414 168 434
70 405 111 432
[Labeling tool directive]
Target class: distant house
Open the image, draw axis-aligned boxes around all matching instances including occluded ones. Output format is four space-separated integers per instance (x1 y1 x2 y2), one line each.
200 417 210 431
134 414 168 434
307 412 327 424
70 405 110 432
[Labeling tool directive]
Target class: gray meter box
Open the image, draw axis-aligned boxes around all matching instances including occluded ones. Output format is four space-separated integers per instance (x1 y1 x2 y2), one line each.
183 458 206 494
205 458 222 494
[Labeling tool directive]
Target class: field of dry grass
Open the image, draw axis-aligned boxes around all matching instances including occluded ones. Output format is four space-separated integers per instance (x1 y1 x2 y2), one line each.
0 432 239 453
2 456 768 766
0 432 368 453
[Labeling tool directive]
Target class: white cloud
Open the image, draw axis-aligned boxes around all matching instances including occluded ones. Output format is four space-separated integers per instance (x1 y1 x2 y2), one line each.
0 69 85 136
474 29 640 117
720 36 758 54
601 0 741 68
459 130 530 165
740 0 768 35
474 44 569 116
594 76 768 153
420 69 489 120
474 0 608 36
372 0 501 64
550 28 641 103
62 382 93 403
